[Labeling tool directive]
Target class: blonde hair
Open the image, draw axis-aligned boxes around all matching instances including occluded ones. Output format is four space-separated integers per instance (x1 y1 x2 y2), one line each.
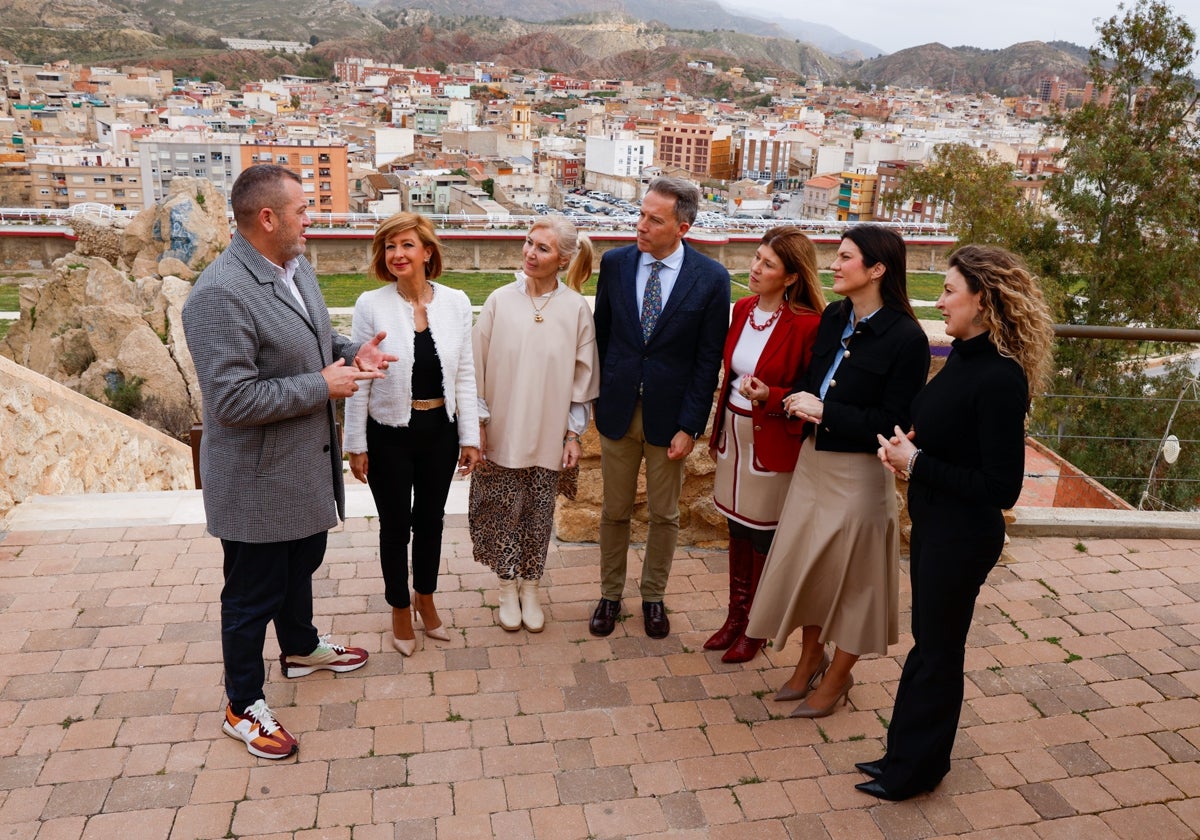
948 245 1055 398
528 216 594 291
759 226 826 315
370 212 443 282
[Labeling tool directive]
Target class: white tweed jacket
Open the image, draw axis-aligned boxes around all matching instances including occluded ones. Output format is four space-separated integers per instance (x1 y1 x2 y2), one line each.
343 281 480 453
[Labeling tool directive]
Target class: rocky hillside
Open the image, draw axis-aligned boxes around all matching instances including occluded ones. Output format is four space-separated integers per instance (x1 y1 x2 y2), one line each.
854 41 1089 94
0 0 1089 96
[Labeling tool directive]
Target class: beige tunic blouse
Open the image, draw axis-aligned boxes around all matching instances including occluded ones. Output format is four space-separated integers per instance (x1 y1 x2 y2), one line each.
473 280 599 471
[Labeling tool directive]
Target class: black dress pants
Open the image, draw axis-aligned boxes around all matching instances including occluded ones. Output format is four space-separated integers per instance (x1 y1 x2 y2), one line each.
365 413 460 609
878 497 1004 795
221 531 326 712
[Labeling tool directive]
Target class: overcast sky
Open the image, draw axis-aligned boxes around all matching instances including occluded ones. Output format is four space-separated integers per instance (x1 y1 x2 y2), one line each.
718 0 1200 56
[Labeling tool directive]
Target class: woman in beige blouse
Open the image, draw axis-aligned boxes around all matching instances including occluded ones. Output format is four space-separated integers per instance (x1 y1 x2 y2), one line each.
471 216 599 632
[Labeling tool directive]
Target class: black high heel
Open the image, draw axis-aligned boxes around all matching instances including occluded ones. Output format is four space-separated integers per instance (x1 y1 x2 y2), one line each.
855 760 886 779
855 778 937 801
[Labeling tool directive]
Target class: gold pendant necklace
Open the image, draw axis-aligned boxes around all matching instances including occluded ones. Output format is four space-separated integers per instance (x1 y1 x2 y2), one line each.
530 286 557 323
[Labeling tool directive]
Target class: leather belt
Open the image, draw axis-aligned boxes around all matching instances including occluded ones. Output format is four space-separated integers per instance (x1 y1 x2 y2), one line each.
412 398 446 410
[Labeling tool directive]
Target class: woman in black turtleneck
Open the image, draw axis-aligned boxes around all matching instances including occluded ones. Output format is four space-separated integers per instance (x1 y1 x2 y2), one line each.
864 244 1055 801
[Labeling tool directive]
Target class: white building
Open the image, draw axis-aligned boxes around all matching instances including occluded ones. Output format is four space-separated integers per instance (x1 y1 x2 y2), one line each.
585 132 654 179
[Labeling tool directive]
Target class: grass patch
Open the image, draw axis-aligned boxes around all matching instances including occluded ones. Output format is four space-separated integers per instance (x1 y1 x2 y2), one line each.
321 269 947 310
320 271 518 308
0 284 20 310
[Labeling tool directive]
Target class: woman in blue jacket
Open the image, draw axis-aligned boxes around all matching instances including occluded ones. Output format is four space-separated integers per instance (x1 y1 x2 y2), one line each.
746 225 930 718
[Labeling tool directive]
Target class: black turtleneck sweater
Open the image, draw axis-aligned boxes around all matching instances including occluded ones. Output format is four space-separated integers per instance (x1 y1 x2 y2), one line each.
907 332 1029 514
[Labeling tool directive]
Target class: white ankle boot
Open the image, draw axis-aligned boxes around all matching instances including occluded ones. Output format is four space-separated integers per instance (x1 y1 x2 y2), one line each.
497 577 521 631
518 579 544 633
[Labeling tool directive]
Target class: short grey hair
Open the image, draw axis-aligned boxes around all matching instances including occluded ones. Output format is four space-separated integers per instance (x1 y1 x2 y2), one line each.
646 176 700 226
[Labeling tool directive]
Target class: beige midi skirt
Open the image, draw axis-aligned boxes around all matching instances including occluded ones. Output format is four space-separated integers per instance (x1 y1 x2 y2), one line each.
745 437 900 656
712 405 792 529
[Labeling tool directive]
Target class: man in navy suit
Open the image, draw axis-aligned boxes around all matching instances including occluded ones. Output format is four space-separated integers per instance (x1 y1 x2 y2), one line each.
589 176 731 639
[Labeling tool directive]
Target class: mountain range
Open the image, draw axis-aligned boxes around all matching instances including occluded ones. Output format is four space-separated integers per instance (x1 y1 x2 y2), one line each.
0 0 1091 95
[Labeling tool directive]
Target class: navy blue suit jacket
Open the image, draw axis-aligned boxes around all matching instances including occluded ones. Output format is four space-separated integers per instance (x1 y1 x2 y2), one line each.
594 241 731 447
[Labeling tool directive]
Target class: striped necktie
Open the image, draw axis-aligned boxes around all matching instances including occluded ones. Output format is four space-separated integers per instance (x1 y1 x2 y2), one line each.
641 260 664 341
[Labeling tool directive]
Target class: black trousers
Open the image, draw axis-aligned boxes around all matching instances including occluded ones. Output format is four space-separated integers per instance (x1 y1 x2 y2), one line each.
878 496 1004 795
220 531 325 712
365 413 460 609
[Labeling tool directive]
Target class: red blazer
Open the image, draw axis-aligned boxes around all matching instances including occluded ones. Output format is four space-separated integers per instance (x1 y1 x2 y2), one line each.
708 296 821 472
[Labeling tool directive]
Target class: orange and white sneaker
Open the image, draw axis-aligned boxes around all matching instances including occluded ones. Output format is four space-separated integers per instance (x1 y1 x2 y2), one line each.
280 636 369 678
222 699 298 759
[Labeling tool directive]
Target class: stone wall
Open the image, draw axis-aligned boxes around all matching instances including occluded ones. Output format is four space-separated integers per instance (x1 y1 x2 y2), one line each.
2 227 957 276
554 417 727 548
0 354 194 525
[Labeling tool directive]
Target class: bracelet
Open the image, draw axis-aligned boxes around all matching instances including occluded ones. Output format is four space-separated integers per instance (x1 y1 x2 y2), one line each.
564 433 581 444
904 449 922 479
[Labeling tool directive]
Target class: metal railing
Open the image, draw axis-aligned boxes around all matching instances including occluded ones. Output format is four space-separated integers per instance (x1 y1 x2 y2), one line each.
0 206 952 237
1031 325 1200 512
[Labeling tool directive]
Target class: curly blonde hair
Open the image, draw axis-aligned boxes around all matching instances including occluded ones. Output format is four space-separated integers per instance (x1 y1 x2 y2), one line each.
948 245 1055 397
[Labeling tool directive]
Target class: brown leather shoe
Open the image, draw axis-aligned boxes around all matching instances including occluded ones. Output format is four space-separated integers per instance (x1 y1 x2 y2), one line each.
589 598 621 637
642 600 670 639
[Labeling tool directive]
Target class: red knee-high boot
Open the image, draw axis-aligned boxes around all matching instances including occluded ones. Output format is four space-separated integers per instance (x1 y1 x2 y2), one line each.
721 548 767 663
704 535 755 650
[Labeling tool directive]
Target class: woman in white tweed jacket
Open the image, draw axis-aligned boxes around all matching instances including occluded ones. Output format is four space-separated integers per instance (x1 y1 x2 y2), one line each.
344 212 481 655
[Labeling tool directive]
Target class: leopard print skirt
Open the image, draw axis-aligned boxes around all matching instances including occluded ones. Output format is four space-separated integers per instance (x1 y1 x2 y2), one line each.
468 464 560 580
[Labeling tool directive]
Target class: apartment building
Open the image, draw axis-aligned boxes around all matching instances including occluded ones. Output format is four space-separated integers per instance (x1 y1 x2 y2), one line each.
734 129 794 189
655 120 733 180
138 132 243 209
240 141 350 214
836 169 878 223
28 153 143 211
874 159 943 226
800 173 841 221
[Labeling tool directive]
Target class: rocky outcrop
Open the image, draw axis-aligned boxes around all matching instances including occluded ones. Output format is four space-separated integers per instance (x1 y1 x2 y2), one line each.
0 255 199 436
0 178 226 436
0 354 193 525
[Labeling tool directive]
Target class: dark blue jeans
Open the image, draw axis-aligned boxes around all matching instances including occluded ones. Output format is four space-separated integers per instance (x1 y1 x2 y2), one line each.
220 531 325 712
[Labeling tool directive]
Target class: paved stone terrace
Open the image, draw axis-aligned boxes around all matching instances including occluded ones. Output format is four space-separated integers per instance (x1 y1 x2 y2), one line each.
1 515 1199 840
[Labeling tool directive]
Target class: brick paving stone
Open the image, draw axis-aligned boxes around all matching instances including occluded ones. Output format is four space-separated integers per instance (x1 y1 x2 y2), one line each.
1094 767 1183 807
229 794 318 835
80 808 176 840
0 783 50 824
452 777 507 815
103 773 193 812
552 738 595 771
583 795 667 837
326 755 407 792
555 767 635 805
1016 782 1075 820
528 804 588 840
1035 814 1121 840
188 768 249 804
372 783 453 823
1051 776 1121 813
502 773 559 811
954 789 1041 830
167 802 234 839
1091 735 1170 770
1101 803 1195 840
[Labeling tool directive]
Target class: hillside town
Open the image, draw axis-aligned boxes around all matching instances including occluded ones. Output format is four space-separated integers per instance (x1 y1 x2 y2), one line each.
0 55 1109 228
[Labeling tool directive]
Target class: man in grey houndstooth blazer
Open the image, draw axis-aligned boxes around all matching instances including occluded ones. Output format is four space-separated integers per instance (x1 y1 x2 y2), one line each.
182 165 396 758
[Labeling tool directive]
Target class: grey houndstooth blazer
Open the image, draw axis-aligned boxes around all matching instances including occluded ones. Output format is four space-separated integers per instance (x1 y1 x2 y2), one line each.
182 233 361 543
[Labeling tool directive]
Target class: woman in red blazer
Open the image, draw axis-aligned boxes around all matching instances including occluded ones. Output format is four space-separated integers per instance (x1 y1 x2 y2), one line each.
705 227 825 662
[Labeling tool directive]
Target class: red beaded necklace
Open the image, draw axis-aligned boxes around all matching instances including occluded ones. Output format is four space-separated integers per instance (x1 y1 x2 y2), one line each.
748 300 784 332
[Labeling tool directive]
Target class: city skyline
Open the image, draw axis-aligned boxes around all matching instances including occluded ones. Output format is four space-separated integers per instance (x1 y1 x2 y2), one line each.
720 0 1200 58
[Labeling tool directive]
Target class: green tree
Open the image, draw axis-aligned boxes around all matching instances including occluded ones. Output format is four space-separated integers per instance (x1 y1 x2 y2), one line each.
886 143 1041 247
1033 0 1200 509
